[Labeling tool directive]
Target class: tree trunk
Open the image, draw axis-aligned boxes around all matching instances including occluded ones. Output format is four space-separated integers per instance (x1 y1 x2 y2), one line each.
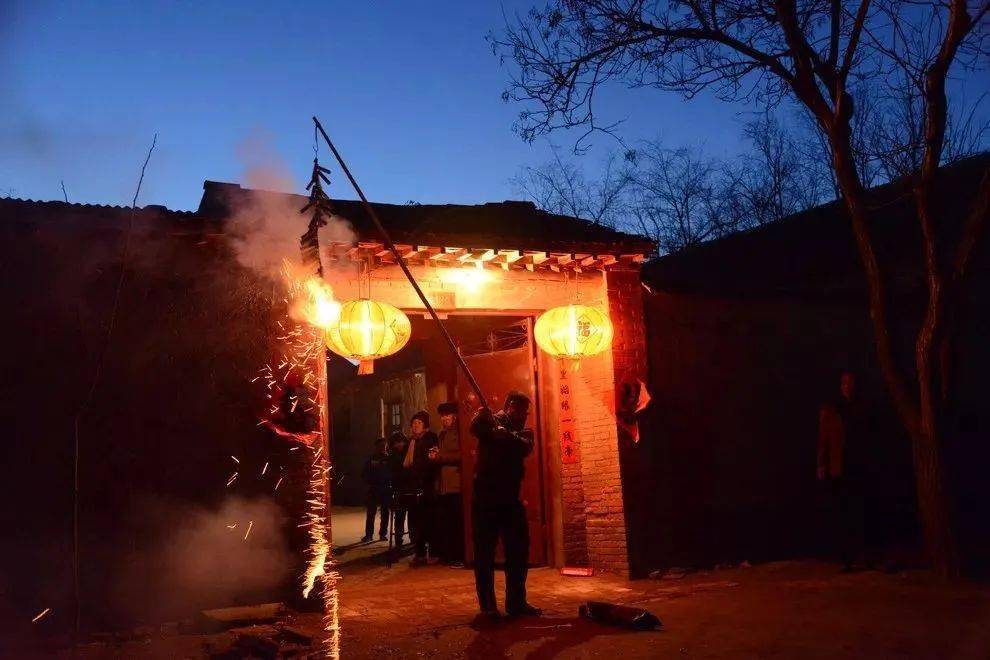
827 134 918 428
912 178 961 579
910 422 959 578
827 131 960 577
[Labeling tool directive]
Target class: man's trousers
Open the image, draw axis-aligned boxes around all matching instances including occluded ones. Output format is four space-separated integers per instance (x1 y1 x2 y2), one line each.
472 497 528 612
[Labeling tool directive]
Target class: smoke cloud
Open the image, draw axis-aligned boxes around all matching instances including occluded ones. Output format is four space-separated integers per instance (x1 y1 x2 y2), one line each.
113 496 294 623
225 130 355 280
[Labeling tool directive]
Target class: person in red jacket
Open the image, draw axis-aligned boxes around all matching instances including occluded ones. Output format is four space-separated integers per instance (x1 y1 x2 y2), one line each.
818 370 870 571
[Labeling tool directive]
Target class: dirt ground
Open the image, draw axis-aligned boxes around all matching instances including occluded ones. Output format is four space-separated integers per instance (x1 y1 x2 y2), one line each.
12 508 990 658
23 558 989 659
319 559 990 659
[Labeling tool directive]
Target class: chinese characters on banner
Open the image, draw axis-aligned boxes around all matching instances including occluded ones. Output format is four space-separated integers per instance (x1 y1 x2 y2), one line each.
558 364 578 464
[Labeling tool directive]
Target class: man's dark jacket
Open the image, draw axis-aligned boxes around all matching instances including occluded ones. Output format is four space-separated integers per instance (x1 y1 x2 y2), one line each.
362 454 391 499
402 431 441 496
470 410 534 503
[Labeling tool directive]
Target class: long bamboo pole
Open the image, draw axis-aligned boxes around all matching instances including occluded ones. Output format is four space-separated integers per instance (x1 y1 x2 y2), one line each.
312 117 491 412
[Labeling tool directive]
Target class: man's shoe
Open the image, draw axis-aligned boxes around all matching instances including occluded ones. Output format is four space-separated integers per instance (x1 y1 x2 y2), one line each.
379 534 388 541
506 603 543 617
360 535 372 543
476 608 502 622
506 603 542 617
410 556 427 567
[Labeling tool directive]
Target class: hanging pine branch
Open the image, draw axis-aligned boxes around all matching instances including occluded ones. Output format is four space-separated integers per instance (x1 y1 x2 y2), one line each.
300 158 334 277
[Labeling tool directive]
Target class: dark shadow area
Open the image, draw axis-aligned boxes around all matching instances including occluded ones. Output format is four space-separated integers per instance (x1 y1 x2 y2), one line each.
465 615 658 660
631 154 990 576
0 202 304 637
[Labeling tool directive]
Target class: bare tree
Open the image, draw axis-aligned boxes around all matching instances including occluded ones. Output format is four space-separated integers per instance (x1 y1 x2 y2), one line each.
492 0 990 577
516 127 830 252
727 116 833 225
511 146 632 227
856 74 988 181
628 142 738 251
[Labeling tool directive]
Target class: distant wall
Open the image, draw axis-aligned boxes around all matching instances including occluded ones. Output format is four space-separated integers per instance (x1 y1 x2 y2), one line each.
633 155 990 573
0 207 300 632
636 291 918 568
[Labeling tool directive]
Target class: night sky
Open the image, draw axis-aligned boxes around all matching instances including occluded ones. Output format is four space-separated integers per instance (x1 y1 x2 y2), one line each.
3 1 761 210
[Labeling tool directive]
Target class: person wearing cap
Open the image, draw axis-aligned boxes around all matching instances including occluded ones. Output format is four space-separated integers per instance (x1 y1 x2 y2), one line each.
402 410 440 564
469 391 542 619
430 401 464 564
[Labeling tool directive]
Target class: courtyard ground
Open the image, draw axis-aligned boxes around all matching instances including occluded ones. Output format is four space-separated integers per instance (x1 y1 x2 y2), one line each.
16 507 990 658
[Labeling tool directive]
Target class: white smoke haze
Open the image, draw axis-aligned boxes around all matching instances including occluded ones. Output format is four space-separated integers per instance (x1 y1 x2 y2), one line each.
160 497 291 602
114 496 293 621
226 130 355 280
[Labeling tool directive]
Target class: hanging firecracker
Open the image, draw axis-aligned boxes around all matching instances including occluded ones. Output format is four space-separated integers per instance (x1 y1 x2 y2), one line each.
324 299 411 374
534 304 613 359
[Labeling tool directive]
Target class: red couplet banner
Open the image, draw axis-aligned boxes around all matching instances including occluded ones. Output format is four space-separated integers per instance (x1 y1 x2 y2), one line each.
558 364 578 464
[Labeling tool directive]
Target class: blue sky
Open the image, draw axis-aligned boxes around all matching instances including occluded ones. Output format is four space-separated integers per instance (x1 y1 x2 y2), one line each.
2 1 766 210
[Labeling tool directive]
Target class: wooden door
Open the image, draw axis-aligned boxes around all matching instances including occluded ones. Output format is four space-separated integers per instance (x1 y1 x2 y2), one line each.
456 320 546 566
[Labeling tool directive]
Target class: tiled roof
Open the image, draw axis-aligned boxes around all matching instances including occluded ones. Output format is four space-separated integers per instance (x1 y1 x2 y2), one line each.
0 182 654 265
198 181 654 256
0 196 197 223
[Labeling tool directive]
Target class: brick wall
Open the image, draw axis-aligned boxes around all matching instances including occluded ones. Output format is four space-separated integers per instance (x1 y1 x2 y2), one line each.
554 268 646 575
573 351 629 574
606 268 652 577
560 453 590 565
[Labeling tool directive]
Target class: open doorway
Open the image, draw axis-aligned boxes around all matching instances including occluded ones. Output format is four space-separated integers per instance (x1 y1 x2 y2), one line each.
328 314 548 567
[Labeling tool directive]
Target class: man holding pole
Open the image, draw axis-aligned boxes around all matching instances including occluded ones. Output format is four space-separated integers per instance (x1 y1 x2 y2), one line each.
469 392 542 619
310 117 538 613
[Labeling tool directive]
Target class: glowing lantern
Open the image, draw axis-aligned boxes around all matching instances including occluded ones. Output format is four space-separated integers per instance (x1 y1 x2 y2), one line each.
534 304 613 359
324 299 411 375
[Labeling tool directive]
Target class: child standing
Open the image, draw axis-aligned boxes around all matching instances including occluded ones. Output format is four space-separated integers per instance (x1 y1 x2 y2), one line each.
361 437 391 542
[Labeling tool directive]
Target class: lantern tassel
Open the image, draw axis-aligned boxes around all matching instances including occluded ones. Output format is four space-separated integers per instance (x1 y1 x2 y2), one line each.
357 360 374 375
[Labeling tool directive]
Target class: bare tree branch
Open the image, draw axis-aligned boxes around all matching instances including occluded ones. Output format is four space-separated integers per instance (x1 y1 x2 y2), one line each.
494 0 990 578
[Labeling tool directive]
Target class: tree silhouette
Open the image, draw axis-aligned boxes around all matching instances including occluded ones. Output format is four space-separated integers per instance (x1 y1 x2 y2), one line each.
492 0 990 577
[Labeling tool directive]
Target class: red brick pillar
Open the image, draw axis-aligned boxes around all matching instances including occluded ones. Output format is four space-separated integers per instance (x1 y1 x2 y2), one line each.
554 267 645 575
607 268 649 412
605 267 649 576
573 347 630 575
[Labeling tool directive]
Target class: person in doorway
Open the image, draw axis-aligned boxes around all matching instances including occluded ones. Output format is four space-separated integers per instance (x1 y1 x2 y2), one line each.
361 437 391 542
430 401 464 564
403 410 440 565
470 392 541 619
388 431 411 548
818 370 871 571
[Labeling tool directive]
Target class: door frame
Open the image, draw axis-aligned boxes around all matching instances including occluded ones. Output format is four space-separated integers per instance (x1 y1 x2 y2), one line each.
445 313 551 567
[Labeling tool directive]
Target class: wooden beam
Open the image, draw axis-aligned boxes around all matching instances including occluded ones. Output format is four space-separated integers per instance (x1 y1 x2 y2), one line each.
323 240 640 273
